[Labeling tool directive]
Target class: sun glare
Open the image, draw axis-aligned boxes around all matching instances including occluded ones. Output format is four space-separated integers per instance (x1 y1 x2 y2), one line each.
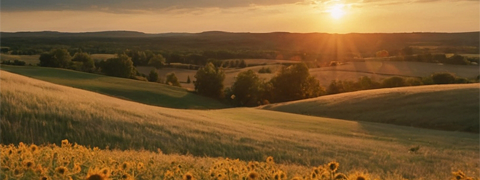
329 4 345 20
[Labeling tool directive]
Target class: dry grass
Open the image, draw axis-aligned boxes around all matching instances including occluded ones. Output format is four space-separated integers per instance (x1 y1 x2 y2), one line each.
1 71 479 179
0 54 40 65
317 61 479 78
262 84 480 133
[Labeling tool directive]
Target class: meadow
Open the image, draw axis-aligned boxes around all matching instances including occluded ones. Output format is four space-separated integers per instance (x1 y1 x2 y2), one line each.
1 70 479 179
0 65 227 109
262 84 480 133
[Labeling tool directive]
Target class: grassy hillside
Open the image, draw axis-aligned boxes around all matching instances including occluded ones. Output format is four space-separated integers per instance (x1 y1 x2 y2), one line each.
1 71 478 179
1 65 227 109
262 84 480 133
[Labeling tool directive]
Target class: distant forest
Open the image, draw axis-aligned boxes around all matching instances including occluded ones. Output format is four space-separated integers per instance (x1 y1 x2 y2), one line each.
1 31 478 62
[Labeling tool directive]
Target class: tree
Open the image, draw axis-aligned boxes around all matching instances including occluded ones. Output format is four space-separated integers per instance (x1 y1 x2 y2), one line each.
238 59 247 68
147 69 159 82
186 76 191 83
194 62 225 98
39 49 72 68
101 54 136 78
72 52 95 72
166 73 181 87
148 54 166 69
381 76 406 88
376 50 389 57
231 70 263 106
270 63 324 102
431 73 456 84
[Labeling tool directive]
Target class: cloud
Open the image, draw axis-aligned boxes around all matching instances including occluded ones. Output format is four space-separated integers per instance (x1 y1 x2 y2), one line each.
0 0 305 12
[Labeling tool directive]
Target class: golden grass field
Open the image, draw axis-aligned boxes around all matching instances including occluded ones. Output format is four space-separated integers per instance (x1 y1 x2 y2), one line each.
262 84 480 133
1 70 479 179
0 54 40 65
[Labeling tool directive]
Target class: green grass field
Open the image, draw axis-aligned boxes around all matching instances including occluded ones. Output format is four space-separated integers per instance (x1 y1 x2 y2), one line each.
262 84 480 133
1 70 478 179
0 65 227 109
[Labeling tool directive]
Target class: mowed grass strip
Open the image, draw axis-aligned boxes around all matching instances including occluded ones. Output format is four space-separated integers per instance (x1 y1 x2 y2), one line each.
262 84 480 133
1 65 228 109
1 71 478 179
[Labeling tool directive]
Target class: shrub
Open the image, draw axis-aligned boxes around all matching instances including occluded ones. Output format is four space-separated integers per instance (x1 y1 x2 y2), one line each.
39 49 72 68
230 70 263 106
147 69 159 82
166 73 181 87
194 63 225 98
405 78 424 86
381 77 406 88
1 60 26 66
270 63 324 102
454 77 470 84
100 54 136 78
431 73 456 84
258 67 272 74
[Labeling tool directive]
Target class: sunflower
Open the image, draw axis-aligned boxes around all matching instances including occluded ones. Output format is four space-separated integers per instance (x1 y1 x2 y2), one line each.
183 172 195 180
247 171 259 180
327 161 339 172
55 166 68 176
266 156 274 164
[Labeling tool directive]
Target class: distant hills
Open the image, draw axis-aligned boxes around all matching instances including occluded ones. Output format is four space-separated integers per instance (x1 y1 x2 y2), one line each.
1 31 478 57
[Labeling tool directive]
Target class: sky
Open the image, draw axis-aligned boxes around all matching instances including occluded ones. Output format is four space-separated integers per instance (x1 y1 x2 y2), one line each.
1 0 479 33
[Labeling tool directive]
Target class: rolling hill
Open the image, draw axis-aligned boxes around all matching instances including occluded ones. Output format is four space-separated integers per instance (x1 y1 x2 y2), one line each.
1 70 478 179
0 65 227 109
262 84 480 133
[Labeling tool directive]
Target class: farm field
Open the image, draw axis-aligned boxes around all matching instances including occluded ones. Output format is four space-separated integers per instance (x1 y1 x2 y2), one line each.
1 70 479 179
262 84 480 133
318 61 479 78
0 65 227 109
0 54 40 65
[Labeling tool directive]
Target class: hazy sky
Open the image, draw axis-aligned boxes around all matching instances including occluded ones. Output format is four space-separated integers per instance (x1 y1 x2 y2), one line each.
1 0 479 33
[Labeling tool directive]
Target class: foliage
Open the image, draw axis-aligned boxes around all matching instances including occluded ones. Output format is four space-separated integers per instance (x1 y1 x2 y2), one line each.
381 77 406 88
230 70 264 106
186 76 191 84
147 69 159 82
442 54 471 65
376 50 389 57
148 54 166 69
72 52 95 72
194 63 225 98
100 54 136 78
258 67 272 73
0 141 404 180
431 73 456 84
166 73 181 87
270 63 324 102
39 49 72 68
1 60 26 66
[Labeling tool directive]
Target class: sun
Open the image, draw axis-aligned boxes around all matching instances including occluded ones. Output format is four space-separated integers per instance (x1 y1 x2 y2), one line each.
328 4 346 20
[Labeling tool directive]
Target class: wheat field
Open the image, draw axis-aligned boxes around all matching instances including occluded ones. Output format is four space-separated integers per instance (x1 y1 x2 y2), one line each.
1 70 479 179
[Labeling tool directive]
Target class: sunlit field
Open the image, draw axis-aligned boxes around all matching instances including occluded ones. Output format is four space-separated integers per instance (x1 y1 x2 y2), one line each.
2 71 478 179
262 83 480 133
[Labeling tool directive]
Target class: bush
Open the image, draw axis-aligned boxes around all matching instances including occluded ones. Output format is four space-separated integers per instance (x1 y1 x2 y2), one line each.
194 63 225 98
1 60 26 66
454 77 470 84
166 73 181 87
405 78 424 86
381 77 406 88
101 54 136 78
270 63 324 102
431 73 456 84
39 49 72 68
258 67 272 74
147 69 159 82
230 70 263 106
